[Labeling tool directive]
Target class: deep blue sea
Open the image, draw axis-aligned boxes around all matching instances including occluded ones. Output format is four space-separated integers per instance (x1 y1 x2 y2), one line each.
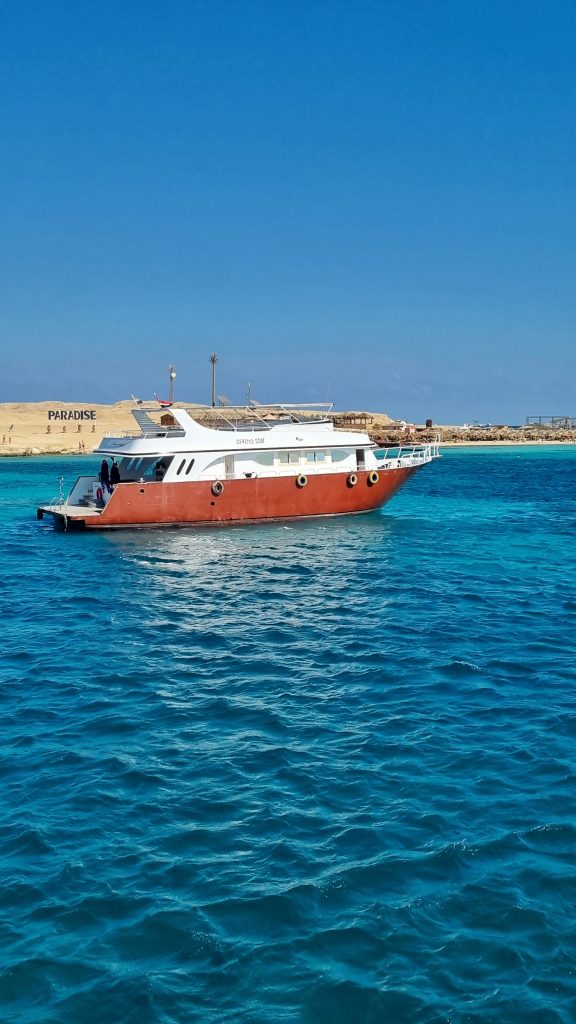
1 446 576 1024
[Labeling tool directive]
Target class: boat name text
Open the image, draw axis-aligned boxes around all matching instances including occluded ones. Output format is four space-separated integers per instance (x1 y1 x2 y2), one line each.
235 436 265 446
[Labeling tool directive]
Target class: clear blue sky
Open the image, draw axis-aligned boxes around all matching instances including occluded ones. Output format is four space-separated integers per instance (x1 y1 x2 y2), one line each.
1 0 575 422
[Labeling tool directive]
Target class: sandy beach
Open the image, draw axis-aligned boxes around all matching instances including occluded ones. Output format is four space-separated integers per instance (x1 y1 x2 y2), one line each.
0 401 394 456
0 402 138 456
1 401 574 455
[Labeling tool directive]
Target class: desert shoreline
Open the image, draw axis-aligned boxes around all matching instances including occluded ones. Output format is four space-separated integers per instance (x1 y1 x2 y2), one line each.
1 401 575 456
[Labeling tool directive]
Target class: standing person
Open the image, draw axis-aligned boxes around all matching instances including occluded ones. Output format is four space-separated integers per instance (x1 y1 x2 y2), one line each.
110 458 120 488
100 458 110 492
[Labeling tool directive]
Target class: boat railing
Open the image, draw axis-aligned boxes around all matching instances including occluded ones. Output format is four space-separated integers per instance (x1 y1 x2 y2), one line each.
119 429 186 439
173 405 335 432
127 402 335 434
46 476 68 510
195 441 439 481
375 440 440 465
46 474 98 509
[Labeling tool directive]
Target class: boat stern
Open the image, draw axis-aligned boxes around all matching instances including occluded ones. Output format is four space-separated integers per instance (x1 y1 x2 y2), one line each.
37 473 109 529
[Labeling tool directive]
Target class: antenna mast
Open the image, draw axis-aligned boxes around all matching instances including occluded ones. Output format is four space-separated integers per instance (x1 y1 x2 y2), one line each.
209 353 218 407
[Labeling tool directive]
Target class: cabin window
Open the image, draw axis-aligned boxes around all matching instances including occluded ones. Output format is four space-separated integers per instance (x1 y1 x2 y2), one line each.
124 457 145 476
254 452 274 466
154 456 174 481
278 450 300 465
305 450 327 464
186 459 195 475
331 449 348 462
118 457 159 481
176 458 186 475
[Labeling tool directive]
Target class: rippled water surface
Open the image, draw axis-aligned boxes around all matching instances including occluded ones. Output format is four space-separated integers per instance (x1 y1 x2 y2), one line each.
1 447 576 1023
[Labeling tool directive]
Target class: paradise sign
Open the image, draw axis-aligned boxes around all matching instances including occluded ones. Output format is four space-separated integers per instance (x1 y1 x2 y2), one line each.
47 409 97 421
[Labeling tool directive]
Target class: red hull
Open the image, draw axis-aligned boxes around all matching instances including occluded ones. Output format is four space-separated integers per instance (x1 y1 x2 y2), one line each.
74 467 418 528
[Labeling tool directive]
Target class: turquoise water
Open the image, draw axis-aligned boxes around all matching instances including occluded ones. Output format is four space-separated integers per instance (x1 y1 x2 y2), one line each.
1 447 575 1023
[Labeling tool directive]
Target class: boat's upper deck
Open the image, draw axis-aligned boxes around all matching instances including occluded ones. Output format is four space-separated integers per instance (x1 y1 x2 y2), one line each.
131 402 335 433
96 402 373 457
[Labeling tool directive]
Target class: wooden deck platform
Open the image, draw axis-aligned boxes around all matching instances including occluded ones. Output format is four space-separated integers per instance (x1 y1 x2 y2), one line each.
37 504 102 520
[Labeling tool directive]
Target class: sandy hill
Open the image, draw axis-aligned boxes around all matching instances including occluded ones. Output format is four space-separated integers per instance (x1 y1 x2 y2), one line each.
0 401 395 456
0 401 139 455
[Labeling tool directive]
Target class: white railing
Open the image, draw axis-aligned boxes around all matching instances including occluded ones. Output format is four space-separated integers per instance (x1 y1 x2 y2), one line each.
195 443 439 482
48 476 67 509
374 441 440 466
47 475 98 509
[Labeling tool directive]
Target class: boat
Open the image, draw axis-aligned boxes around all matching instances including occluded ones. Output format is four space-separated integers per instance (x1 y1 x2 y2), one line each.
37 402 440 529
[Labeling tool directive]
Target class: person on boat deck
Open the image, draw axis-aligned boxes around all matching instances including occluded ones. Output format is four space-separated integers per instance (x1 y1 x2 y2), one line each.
155 459 167 481
100 458 110 492
110 458 120 488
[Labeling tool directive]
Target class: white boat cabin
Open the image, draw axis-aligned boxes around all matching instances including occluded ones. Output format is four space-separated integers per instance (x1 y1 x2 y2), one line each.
94 403 431 484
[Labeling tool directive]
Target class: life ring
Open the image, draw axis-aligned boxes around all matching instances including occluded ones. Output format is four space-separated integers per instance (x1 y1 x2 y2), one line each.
347 473 358 487
96 487 103 500
368 471 379 485
211 480 224 497
296 474 308 488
